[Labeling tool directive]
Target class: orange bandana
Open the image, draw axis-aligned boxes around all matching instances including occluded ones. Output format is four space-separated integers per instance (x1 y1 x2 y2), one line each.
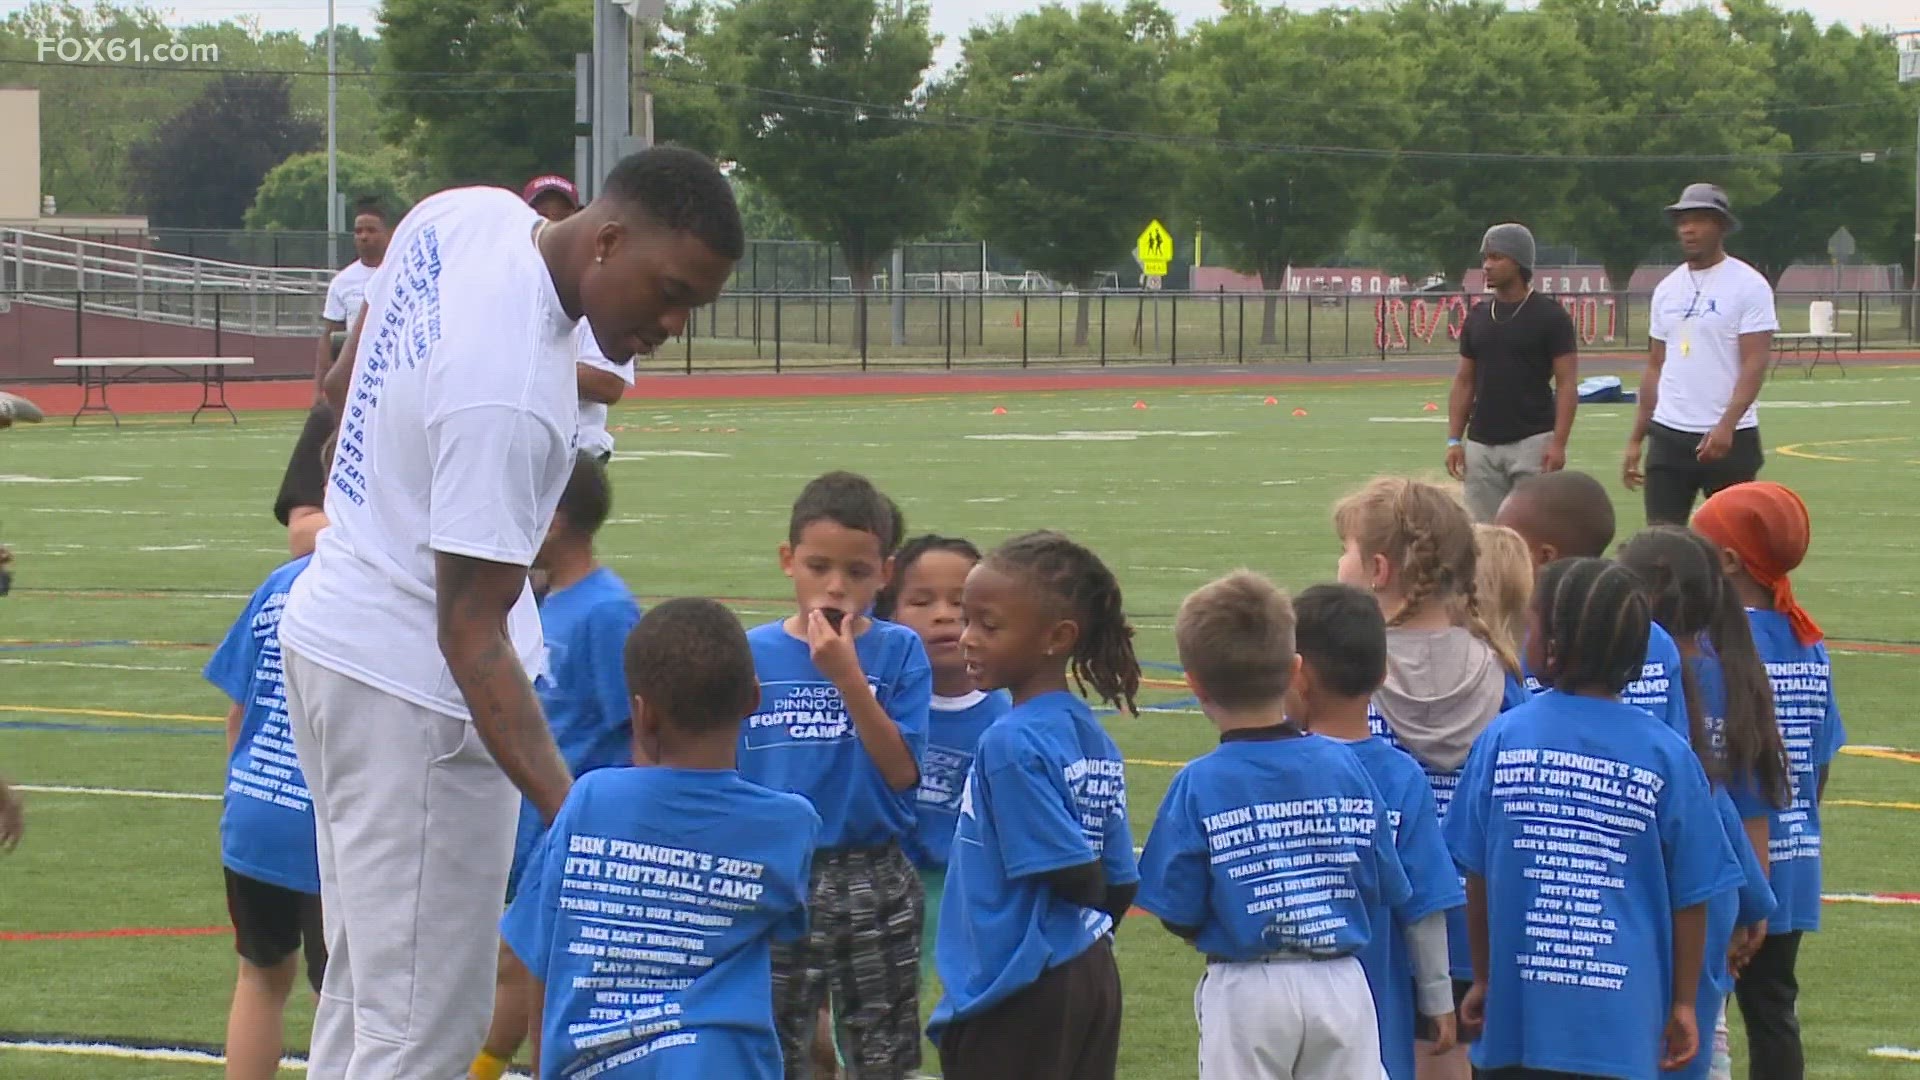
1692 482 1823 646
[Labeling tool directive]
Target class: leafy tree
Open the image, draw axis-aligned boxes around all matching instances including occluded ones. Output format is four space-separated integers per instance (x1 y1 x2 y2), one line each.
951 0 1182 344
245 149 412 231
1171 2 1403 341
127 72 321 228
701 0 964 349
645 1 729 155
378 0 587 188
1370 0 1595 284
1543 0 1785 289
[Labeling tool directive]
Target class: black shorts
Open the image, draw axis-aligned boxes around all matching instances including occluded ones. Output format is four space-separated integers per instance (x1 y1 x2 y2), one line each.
1642 421 1764 525
273 402 335 527
224 867 326 992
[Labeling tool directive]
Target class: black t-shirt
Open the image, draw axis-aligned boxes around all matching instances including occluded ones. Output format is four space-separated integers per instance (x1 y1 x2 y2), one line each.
273 401 334 526
1459 293 1577 445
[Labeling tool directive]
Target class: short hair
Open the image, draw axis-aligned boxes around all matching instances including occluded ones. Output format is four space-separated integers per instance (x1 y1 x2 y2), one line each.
1175 570 1297 712
556 453 612 537
623 597 760 732
351 195 392 226
1292 583 1388 698
601 145 746 261
1507 471 1616 558
788 471 898 553
1533 558 1650 696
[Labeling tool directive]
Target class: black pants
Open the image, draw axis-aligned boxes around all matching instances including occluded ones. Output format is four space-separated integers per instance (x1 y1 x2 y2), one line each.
1643 421 1764 525
1733 931 1803 1080
939 936 1121 1080
224 867 326 993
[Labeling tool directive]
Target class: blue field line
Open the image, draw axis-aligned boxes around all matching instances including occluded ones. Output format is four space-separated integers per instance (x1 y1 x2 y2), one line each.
1098 694 1200 716
0 640 139 654
0 720 217 737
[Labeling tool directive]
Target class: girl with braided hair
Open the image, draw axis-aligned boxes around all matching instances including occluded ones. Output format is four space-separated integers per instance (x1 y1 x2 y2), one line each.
1333 476 1530 1080
926 530 1140 1080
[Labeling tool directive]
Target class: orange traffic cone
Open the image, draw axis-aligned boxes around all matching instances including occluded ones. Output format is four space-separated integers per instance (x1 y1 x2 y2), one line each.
991 406 1007 415
1264 396 1278 405
1133 400 1148 410
1292 408 1308 417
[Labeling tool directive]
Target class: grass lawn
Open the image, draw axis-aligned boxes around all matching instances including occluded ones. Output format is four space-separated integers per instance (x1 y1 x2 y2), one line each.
2 363 1916 1077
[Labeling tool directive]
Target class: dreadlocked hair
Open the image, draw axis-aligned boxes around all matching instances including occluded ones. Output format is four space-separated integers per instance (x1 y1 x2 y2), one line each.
872 534 982 621
1533 558 1651 696
1618 526 1791 809
1333 477 1521 677
987 530 1141 716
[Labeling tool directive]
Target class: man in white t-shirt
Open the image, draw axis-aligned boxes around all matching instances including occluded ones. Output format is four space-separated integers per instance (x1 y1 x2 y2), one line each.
1624 183 1776 525
278 146 742 1079
314 198 394 389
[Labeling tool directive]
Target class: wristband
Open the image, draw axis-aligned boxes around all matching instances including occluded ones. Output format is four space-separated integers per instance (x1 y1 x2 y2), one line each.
1447 437 1463 448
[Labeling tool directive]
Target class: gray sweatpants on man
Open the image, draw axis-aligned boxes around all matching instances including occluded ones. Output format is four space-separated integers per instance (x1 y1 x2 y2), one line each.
283 647 520 1079
1463 430 1553 523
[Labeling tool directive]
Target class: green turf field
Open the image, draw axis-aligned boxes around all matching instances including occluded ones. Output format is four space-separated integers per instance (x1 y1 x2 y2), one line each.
2 365 1917 1078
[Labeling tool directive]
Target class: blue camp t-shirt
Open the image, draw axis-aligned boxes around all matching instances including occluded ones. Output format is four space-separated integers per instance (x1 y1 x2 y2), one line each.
1445 691 1743 1080
1370 673 1530 980
1665 787 1777 1080
927 690 1138 1041
1138 733 1411 964
739 619 931 850
1742 609 1846 934
911 689 1013 870
204 555 319 895
1345 736 1468 1080
510 568 642 892
502 767 819 1080
1526 622 1689 739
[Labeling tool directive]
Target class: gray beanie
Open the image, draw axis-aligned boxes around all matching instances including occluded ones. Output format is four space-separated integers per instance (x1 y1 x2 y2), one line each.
1481 223 1536 271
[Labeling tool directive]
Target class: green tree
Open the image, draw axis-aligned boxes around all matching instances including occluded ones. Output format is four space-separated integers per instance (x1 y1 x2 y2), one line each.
1718 0 1911 286
1171 2 1403 342
127 72 322 228
701 0 964 344
645 2 729 155
1543 0 1785 289
378 0 586 188
951 0 1182 344
1370 0 1595 284
245 150 412 231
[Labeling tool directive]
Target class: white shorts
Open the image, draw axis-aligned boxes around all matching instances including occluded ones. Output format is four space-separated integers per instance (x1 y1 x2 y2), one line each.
1195 955 1387 1080
284 647 520 1079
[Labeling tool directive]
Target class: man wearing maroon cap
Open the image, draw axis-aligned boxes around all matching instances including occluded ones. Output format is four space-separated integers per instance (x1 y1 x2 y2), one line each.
524 175 581 222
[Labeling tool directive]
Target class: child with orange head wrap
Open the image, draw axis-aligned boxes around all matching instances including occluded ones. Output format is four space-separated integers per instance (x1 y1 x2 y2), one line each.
1690 480 1844 1080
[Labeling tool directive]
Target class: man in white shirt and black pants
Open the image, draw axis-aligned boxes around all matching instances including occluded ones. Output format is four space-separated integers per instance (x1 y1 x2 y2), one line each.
1625 183 1775 525
276 147 743 1079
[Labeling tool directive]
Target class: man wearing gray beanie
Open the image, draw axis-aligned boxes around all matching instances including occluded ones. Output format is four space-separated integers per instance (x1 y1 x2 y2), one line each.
1445 222 1581 522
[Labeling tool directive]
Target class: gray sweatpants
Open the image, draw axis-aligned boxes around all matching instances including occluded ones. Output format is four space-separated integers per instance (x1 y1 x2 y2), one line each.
1464 431 1554 523
1194 955 1386 1080
283 647 520 1079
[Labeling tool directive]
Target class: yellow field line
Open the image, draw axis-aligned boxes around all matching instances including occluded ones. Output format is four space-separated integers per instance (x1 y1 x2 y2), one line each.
0 703 221 723
1828 799 1920 812
1775 435 1913 462
1843 746 1920 766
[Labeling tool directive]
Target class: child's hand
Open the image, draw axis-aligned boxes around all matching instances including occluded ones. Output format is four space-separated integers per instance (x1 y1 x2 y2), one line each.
806 609 866 689
1458 981 1487 1038
1424 1011 1458 1055
1661 1002 1699 1071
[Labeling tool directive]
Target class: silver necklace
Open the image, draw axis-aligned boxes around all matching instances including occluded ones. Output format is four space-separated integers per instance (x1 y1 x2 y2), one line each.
1490 289 1532 324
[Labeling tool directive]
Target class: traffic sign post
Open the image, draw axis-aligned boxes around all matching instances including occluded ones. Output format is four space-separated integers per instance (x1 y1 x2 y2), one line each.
1137 219 1172 279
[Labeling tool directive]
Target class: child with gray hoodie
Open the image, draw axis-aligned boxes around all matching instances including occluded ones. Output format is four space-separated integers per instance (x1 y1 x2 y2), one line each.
1333 476 1531 1080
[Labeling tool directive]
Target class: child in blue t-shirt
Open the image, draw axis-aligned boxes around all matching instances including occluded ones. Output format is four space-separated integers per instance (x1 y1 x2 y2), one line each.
502 597 820 1080
738 471 930 1080
1694 481 1846 1080
1496 470 1692 735
872 533 1013 981
1139 572 1413 1080
1290 583 1465 1080
1618 525 1789 1080
928 530 1140 1080
476 454 643 1080
1446 557 1744 1080
204 553 321 1080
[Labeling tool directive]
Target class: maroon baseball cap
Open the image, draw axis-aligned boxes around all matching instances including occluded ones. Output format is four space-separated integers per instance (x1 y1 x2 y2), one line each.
523 175 580 208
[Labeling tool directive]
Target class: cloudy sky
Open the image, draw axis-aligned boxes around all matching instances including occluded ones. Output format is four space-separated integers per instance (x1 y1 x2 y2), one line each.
6 0 1914 72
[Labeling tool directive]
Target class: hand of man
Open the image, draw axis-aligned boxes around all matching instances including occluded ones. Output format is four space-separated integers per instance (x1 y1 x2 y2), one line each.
1541 442 1567 473
1445 444 1467 481
1697 420 1735 463
1622 442 1645 491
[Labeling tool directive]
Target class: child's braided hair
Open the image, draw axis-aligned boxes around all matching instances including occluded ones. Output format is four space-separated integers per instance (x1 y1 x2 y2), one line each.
1333 477 1520 676
988 530 1141 716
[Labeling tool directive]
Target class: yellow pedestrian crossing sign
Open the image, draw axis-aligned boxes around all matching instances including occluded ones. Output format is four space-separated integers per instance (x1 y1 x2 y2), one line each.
1137 220 1172 276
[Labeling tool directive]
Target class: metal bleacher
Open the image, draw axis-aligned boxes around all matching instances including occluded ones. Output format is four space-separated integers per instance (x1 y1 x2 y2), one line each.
0 228 331 337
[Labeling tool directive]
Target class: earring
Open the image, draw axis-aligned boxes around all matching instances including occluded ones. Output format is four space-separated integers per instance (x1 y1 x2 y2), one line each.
595 255 604 264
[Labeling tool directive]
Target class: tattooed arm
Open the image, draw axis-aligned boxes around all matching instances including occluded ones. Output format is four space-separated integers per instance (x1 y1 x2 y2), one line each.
436 552 573 824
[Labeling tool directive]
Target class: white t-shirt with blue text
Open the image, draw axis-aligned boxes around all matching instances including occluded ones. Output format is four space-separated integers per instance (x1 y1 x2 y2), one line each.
1445 691 1743 1080
1647 256 1777 433
278 186 581 719
910 689 1012 871
204 555 319 895
738 619 931 850
503 766 819 1080
927 690 1139 1041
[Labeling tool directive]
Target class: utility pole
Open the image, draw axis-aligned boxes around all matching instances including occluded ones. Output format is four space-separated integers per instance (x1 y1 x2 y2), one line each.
1901 32 1920 330
889 0 907 346
326 0 338 269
